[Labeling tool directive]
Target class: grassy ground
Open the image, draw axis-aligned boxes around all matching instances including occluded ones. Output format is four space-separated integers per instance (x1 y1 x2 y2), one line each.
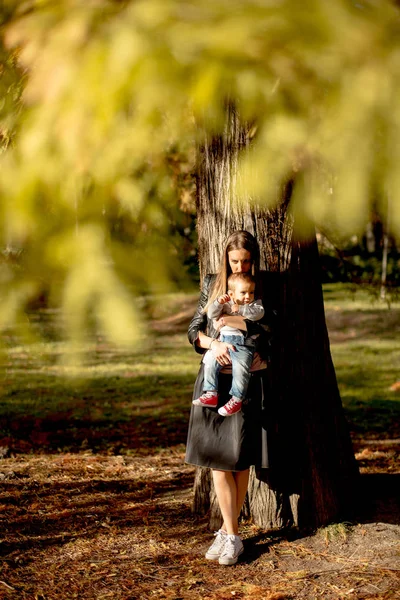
324 284 400 441
0 300 198 454
0 284 399 599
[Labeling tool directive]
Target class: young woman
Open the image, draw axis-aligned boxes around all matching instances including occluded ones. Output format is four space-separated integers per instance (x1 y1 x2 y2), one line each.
185 230 274 566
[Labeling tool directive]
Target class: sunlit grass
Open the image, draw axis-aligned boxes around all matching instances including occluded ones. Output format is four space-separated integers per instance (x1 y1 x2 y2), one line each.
323 282 400 311
318 522 352 545
1 285 399 453
324 285 400 438
0 313 202 452
330 341 400 436
4 334 197 378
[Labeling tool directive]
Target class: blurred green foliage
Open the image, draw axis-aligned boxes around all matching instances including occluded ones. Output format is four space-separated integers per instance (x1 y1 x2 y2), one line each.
1 0 400 346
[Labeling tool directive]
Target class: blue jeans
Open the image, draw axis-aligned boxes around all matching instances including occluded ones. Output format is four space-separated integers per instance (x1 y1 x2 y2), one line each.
203 334 255 401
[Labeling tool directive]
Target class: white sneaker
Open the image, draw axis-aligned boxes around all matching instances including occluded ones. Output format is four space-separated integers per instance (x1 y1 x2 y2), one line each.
218 534 244 565
205 529 227 560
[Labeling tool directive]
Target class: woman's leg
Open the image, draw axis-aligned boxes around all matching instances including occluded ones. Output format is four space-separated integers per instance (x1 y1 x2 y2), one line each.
234 469 250 518
212 470 238 535
212 468 250 535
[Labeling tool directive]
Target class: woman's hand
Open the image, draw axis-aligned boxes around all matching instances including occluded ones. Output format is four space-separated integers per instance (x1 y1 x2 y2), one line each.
211 339 236 366
250 352 267 371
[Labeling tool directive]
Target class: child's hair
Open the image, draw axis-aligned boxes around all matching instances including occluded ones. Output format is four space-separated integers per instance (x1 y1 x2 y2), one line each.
227 272 255 292
204 230 260 312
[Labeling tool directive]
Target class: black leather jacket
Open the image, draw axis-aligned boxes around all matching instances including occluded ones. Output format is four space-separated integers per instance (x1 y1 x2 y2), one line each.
187 273 275 361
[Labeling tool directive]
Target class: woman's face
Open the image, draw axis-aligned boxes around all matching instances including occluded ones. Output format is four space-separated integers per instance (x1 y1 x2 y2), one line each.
228 249 252 274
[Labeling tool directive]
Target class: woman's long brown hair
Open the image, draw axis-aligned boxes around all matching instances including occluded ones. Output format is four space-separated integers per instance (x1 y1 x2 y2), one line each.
204 230 260 312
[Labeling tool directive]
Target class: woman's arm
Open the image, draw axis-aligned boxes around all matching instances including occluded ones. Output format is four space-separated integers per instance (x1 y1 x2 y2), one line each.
196 330 215 350
187 275 238 365
215 314 247 331
188 275 224 352
187 275 213 355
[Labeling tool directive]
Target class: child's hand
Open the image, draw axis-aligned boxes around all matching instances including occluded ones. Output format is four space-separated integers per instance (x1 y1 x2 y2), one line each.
230 303 239 313
217 294 230 304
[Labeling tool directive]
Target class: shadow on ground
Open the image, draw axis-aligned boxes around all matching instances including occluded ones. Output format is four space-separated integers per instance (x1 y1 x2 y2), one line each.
356 473 400 525
0 470 196 558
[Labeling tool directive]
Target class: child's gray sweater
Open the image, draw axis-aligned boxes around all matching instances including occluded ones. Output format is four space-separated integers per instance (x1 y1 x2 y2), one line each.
207 299 264 337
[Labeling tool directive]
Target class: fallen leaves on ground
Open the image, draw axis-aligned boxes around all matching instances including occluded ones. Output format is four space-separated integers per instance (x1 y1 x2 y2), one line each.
0 445 399 600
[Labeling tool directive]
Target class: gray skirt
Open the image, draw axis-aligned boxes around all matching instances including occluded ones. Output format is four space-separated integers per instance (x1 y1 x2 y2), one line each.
185 362 270 472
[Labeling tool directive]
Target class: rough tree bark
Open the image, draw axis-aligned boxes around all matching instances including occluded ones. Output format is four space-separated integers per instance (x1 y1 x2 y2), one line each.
193 104 359 530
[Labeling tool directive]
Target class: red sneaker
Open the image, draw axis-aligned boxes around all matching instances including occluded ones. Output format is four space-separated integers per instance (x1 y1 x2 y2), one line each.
218 396 242 417
193 391 218 408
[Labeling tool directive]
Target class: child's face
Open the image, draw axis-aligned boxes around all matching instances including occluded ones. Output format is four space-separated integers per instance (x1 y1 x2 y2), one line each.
229 282 255 305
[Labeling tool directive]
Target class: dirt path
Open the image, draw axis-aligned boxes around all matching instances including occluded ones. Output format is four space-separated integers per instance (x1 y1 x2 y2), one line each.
1 447 399 600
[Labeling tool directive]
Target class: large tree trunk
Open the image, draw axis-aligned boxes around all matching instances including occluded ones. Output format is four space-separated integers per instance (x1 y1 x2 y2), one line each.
193 104 358 530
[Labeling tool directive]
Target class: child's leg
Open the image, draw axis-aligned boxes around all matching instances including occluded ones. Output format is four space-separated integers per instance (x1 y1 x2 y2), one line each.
218 345 254 417
203 352 221 392
192 351 221 407
229 345 253 400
